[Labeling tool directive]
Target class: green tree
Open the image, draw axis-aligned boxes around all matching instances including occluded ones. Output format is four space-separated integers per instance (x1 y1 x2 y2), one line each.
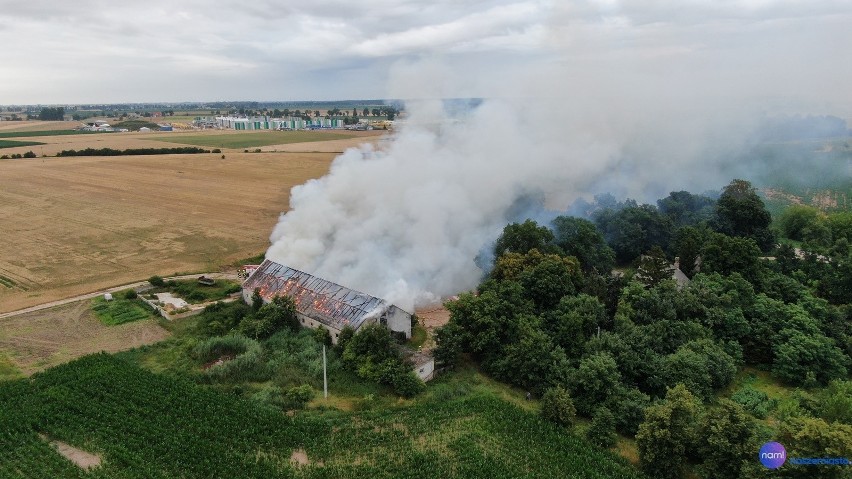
772 329 848 387
251 288 264 311
657 190 716 227
241 296 298 339
713 179 775 252
672 225 708 278
587 407 617 448
433 322 463 369
779 205 824 242
335 325 355 353
697 400 758 479
543 294 606 359
518 254 578 310
610 387 651 436
661 346 714 400
594 204 674 263
38 106 65 121
540 386 576 427
700 232 762 284
815 380 852 424
313 326 332 347
551 216 615 273
568 352 623 415
489 317 569 393
493 219 557 256
777 417 852 479
447 280 532 361
635 246 674 287
636 384 701 479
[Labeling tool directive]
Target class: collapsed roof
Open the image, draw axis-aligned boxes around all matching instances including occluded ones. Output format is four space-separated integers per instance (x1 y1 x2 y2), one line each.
242 259 407 331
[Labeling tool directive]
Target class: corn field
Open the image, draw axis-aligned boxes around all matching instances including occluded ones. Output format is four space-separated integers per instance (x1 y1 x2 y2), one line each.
0 354 643 478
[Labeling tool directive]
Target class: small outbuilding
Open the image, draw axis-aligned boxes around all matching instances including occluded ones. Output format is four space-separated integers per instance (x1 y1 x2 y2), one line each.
103 293 113 301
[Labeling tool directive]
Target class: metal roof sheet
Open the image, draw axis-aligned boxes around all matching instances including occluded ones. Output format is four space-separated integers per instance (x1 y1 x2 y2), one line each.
242 259 399 330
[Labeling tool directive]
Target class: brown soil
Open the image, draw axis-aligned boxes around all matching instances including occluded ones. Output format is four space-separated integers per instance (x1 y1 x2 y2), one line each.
202 354 234 370
39 434 102 470
415 305 452 349
0 300 168 374
290 448 310 466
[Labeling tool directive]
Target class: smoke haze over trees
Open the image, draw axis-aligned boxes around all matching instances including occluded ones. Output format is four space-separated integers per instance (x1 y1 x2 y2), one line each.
264 4 852 310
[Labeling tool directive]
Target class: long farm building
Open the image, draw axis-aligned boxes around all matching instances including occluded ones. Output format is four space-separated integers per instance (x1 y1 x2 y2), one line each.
242 260 412 343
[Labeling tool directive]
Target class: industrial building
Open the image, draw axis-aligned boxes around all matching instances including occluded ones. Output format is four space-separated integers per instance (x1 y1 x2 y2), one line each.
208 115 346 130
241 259 412 343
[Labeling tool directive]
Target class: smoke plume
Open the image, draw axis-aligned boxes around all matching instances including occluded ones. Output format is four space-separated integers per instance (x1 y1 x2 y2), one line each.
267 3 851 311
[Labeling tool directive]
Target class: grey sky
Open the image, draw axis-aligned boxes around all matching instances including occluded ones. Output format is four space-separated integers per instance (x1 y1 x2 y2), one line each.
1 0 850 110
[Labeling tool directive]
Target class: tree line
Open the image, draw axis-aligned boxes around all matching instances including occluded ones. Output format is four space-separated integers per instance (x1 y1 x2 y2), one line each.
435 178 851 479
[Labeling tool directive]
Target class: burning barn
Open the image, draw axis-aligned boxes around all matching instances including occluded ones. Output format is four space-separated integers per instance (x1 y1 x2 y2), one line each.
242 259 412 343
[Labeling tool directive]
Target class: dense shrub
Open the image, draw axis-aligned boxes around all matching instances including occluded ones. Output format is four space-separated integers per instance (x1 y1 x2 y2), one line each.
148 275 165 287
540 386 576 427
342 324 425 397
194 335 268 382
587 407 617 447
730 386 777 419
283 384 315 409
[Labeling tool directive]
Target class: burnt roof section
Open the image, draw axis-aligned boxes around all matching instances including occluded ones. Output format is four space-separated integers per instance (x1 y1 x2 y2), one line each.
242 259 403 330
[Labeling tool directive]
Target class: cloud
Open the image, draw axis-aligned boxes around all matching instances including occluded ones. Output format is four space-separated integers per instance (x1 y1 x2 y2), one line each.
0 1 849 106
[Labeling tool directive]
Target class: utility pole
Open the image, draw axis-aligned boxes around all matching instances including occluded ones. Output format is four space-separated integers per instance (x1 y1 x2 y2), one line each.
323 344 328 399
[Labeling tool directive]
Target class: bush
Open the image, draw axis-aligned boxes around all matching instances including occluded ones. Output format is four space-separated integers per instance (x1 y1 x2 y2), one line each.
194 335 268 382
609 387 651 436
149 275 165 287
730 386 777 419
283 384 314 408
22 151 36 158
392 371 426 398
587 407 617 448
123 289 138 300
540 386 576 427
313 326 332 347
211 148 221 153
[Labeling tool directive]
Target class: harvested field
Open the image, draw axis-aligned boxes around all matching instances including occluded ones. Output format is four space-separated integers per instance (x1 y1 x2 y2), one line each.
0 120 78 132
0 151 330 312
0 128 382 157
0 125 382 312
0 301 168 374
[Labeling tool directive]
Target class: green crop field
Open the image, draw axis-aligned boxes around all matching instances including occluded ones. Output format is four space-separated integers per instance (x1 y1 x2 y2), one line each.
0 354 643 478
0 130 104 139
91 297 153 326
0 140 43 149
152 131 354 149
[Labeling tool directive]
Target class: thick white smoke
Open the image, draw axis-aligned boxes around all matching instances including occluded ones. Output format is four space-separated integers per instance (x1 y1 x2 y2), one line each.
267 2 850 311
266 92 747 311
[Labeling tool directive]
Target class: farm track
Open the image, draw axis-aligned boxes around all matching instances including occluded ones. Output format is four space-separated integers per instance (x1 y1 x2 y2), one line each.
0 272 238 319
